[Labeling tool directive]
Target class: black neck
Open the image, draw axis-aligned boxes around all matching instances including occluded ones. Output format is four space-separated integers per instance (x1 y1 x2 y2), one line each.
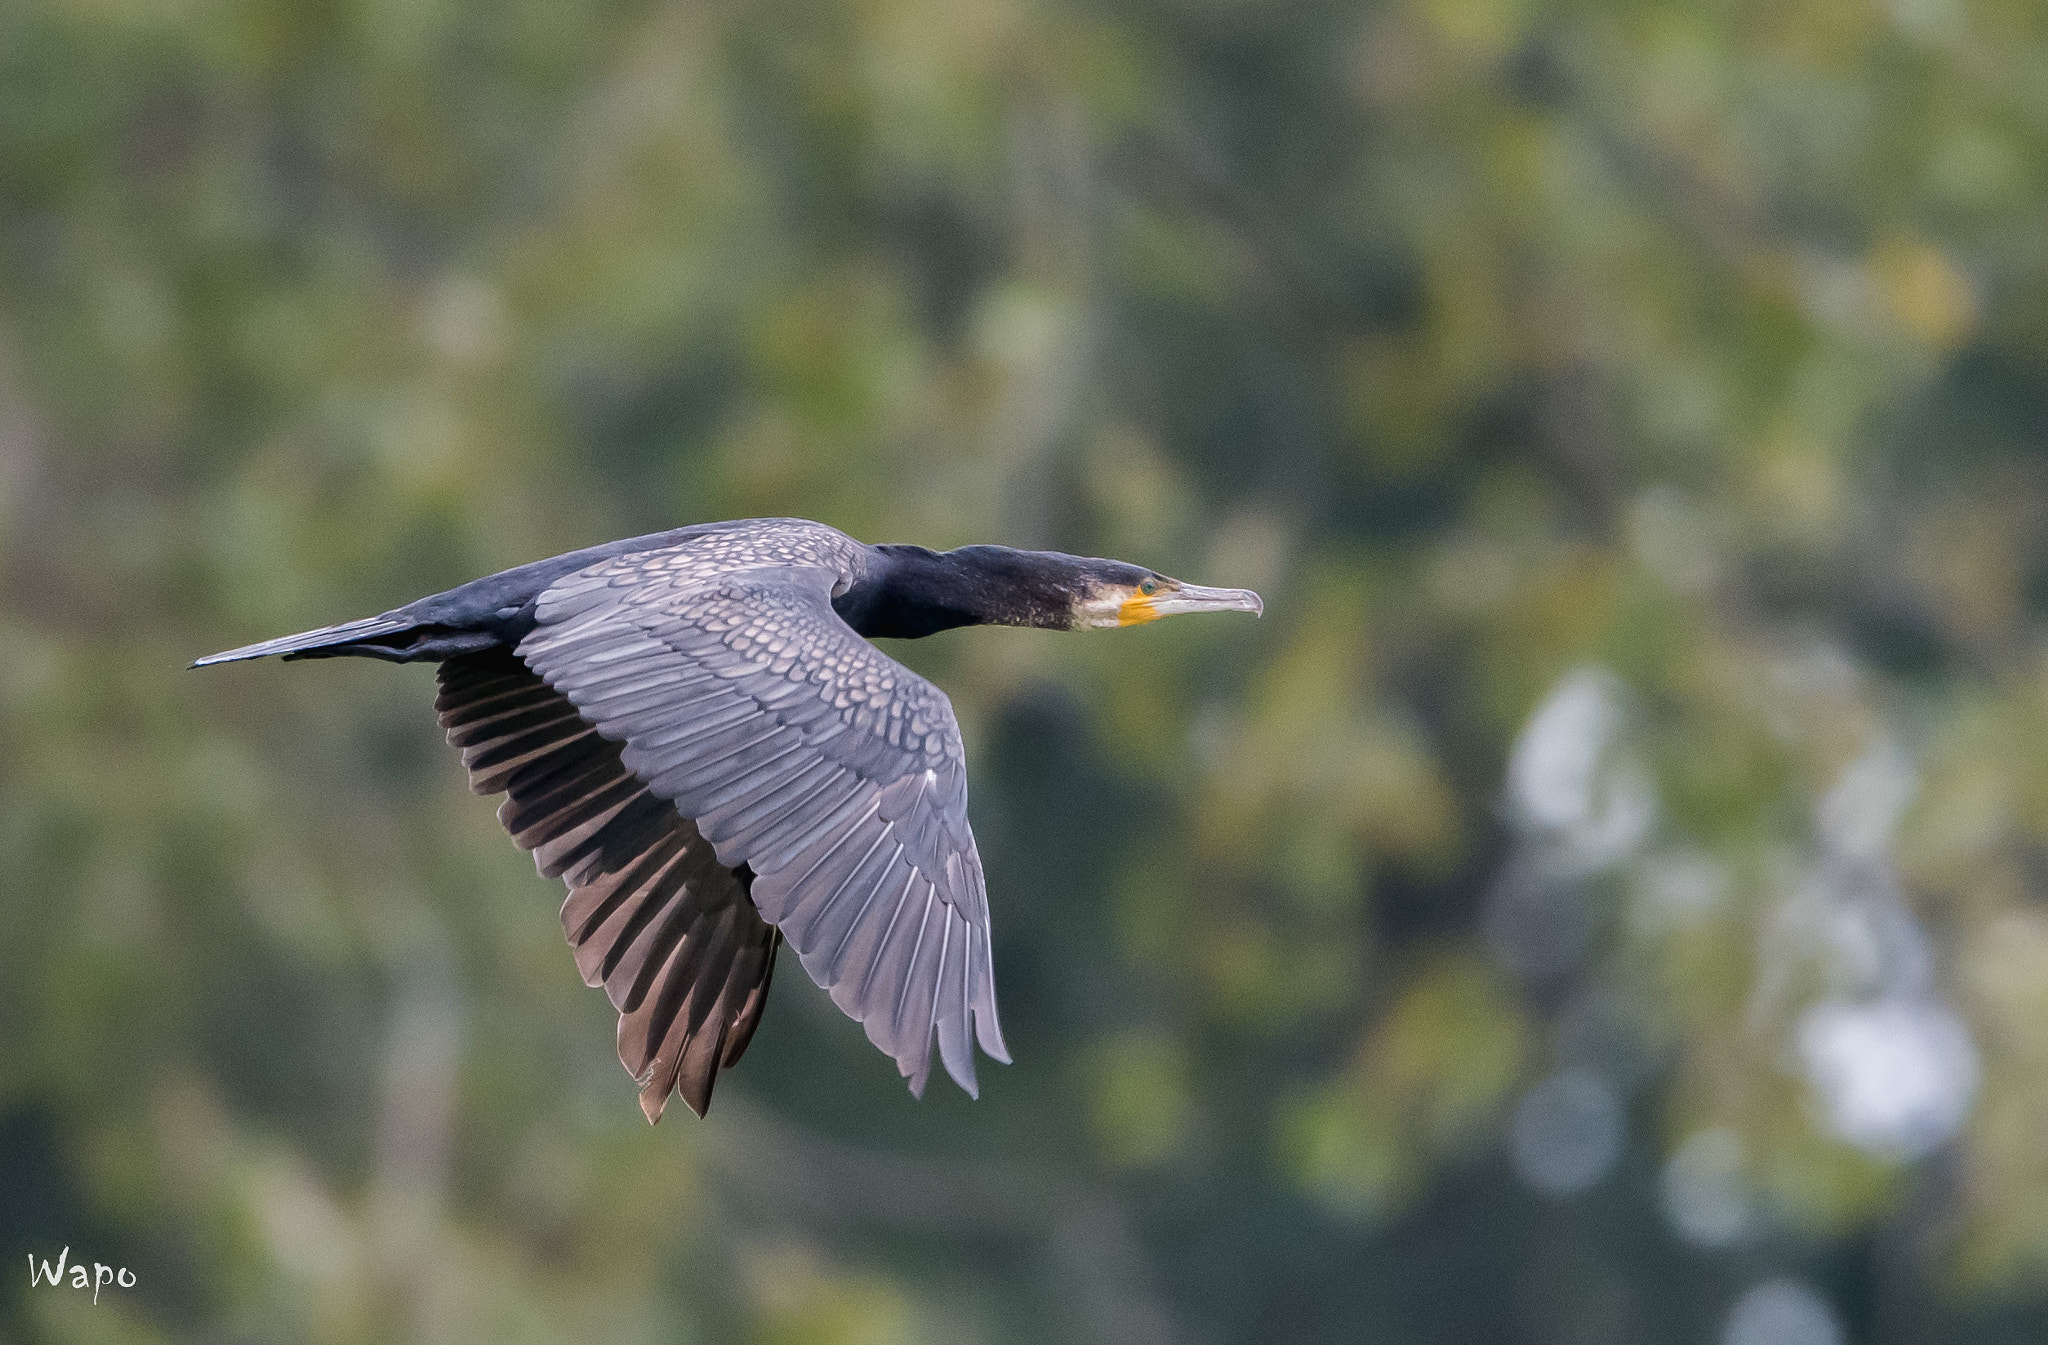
834 545 1081 639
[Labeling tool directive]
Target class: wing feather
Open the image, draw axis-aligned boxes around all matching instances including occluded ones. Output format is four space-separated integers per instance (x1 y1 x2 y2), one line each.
843 867 923 1025
803 829 905 970
436 649 780 1122
934 912 976 1096
891 890 946 1094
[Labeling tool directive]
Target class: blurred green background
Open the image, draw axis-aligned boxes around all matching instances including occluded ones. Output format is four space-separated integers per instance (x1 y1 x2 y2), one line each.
5 0 2048 1340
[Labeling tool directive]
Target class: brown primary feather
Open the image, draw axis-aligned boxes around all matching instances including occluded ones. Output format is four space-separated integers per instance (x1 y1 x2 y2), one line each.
435 648 781 1121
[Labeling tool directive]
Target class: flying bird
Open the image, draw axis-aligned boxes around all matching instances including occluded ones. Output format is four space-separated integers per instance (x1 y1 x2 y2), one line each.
195 518 1261 1121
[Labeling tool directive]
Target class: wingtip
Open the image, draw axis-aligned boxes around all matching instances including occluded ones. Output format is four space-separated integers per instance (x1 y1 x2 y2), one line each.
903 1042 933 1099
936 1036 982 1098
974 1009 1013 1066
910 1047 990 1100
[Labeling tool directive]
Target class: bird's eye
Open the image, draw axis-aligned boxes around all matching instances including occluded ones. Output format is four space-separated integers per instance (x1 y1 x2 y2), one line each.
1138 578 1160 596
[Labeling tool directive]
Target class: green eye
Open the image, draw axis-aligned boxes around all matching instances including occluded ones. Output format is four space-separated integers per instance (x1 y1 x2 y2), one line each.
1138 578 1160 596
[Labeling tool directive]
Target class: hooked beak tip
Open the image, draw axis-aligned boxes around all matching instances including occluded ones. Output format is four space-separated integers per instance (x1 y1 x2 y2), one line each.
1188 583 1262 617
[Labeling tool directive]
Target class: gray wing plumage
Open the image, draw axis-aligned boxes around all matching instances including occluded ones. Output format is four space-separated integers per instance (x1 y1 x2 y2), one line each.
436 649 781 1122
516 542 1009 1099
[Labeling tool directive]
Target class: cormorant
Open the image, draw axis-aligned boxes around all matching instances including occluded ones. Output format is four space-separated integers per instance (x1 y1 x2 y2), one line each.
195 518 1262 1120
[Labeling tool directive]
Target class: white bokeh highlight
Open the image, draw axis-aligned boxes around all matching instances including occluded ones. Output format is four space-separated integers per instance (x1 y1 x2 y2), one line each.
1662 1127 1753 1248
1721 1280 1843 1345
1797 997 1979 1160
1510 1067 1625 1198
1766 741 1982 1161
1506 667 1656 874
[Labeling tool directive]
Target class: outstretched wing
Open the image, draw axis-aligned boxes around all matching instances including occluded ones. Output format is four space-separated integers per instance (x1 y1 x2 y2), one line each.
516 554 1009 1098
436 648 781 1122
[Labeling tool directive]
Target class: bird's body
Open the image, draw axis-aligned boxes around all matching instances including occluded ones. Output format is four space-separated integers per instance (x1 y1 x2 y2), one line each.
197 518 1260 1121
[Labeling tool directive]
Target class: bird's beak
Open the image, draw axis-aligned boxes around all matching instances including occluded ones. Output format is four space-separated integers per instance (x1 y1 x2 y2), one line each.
1118 582 1265 626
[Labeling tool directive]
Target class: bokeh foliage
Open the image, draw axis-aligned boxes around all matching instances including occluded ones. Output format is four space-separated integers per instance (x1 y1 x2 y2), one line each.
6 0 2048 1340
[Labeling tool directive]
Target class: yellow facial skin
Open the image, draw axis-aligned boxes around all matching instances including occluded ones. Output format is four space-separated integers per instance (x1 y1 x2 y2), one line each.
1116 596 1164 626
1117 579 1168 626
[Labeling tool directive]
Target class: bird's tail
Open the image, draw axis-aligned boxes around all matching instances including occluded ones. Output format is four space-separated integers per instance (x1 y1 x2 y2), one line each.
191 613 421 668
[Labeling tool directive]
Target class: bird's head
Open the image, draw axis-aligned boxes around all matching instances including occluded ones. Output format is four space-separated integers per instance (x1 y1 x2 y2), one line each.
931 546 1264 631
